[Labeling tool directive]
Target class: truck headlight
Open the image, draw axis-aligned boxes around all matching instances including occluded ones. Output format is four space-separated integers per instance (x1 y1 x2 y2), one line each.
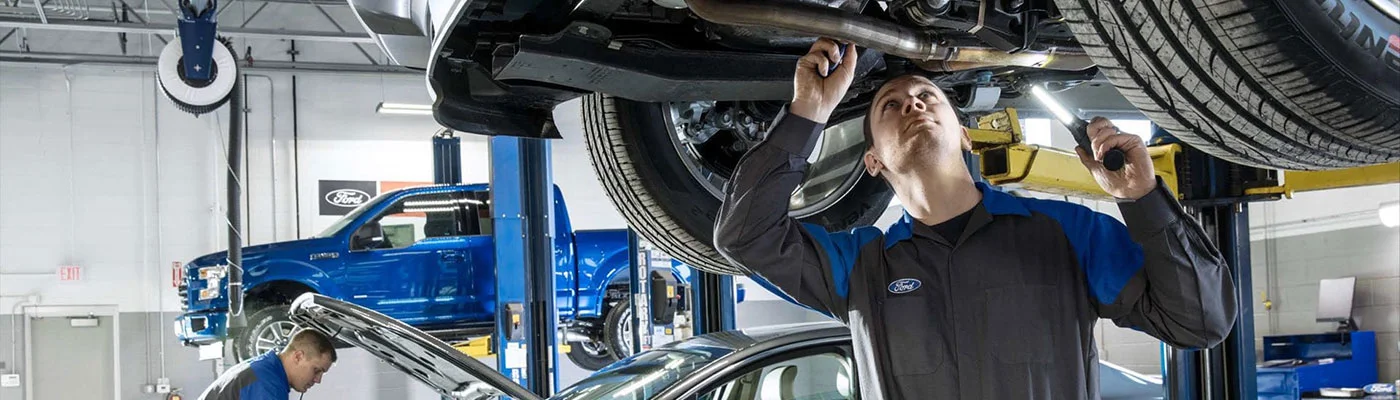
196 266 227 300
197 266 227 280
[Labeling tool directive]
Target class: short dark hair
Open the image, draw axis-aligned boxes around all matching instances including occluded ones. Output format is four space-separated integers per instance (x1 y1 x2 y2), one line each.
284 328 337 362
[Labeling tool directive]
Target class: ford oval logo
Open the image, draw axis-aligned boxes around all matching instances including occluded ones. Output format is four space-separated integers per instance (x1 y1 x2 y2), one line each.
888 278 921 294
325 189 370 207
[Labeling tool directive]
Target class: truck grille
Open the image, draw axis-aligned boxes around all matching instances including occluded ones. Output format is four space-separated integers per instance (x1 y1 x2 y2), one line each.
177 271 189 311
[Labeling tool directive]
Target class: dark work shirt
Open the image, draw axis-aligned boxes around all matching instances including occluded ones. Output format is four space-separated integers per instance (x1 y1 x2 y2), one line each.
713 110 1238 399
928 206 976 244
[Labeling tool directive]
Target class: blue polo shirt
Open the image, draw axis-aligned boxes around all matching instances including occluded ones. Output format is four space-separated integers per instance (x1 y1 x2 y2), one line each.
197 351 290 400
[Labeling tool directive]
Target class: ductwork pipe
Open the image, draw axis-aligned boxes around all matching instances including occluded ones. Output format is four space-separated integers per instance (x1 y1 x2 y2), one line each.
683 0 1094 71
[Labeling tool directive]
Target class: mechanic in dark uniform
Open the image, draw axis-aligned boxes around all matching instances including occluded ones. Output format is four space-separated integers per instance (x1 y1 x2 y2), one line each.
714 39 1238 399
198 329 337 400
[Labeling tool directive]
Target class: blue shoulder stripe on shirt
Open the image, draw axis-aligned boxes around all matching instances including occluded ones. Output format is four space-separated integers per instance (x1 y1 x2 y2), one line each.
800 223 882 299
1020 198 1145 305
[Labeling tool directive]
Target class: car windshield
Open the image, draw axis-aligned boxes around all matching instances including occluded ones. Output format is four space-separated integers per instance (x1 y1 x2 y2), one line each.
314 192 393 238
552 347 727 400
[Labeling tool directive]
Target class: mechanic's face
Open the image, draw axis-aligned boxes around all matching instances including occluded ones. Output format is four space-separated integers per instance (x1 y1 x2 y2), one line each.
286 350 333 393
864 75 970 177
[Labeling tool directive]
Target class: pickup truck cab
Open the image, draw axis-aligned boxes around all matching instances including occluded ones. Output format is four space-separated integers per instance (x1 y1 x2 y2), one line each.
174 184 674 370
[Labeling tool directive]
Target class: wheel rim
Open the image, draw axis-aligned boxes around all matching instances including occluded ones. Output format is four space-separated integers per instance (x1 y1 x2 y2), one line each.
577 339 609 357
253 321 298 355
664 101 869 218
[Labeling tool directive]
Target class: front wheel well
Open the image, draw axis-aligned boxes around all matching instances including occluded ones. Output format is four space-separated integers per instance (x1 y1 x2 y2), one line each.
244 281 316 311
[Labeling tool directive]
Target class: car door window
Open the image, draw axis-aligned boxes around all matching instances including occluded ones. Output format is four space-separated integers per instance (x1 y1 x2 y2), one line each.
362 192 464 250
699 347 857 400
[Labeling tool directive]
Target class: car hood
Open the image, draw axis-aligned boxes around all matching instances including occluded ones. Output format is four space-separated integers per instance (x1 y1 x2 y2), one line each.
288 293 543 400
189 238 335 267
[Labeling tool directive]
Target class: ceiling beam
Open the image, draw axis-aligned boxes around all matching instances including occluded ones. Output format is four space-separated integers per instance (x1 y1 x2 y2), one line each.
0 50 417 74
0 16 375 43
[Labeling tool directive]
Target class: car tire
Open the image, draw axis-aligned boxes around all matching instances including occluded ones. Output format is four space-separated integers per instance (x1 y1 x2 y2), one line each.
582 94 894 275
233 305 298 362
601 296 634 360
1052 0 1400 170
565 339 617 371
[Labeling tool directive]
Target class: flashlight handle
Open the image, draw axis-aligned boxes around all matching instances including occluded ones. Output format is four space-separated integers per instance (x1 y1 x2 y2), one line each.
824 43 846 76
1069 119 1126 172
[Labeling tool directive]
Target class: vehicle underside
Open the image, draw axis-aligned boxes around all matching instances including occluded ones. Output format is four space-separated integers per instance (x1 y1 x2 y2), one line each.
358 0 1400 274
427 0 1101 140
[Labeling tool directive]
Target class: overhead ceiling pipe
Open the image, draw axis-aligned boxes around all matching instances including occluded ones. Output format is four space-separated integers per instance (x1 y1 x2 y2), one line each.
683 0 1094 71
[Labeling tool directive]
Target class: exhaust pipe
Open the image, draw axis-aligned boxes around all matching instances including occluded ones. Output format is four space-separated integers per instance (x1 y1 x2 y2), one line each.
683 0 1093 71
915 47 1096 72
685 0 946 61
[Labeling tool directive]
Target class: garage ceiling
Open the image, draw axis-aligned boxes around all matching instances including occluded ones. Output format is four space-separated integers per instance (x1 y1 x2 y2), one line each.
0 0 408 72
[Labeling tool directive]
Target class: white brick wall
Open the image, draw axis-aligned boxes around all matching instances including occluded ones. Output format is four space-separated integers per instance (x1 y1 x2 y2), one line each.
0 65 476 313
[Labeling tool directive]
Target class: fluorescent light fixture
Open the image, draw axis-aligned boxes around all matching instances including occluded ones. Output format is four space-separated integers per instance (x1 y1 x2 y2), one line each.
1379 201 1399 228
375 102 433 116
1029 85 1077 126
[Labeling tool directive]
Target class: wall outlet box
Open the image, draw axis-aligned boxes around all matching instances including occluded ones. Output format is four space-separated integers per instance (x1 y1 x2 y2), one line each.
156 384 171 393
1 374 20 387
144 384 155 393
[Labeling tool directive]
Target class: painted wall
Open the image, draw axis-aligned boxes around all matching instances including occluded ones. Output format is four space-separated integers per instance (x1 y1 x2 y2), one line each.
0 66 480 315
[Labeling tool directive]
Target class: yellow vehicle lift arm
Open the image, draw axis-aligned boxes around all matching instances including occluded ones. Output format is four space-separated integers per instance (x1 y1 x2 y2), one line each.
968 109 1398 200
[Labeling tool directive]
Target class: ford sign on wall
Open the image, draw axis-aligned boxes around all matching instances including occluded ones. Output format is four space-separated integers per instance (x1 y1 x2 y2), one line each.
318 180 378 216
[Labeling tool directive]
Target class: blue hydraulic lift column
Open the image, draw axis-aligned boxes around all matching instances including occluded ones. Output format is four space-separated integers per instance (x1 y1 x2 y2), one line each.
690 271 735 334
490 136 559 397
1161 133 1257 400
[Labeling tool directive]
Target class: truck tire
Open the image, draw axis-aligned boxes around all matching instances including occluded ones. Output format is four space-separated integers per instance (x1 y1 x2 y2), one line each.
602 295 635 360
582 94 894 275
1052 0 1400 170
233 305 297 362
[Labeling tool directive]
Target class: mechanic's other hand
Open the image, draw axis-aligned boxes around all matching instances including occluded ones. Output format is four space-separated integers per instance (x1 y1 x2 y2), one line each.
791 39 857 124
1076 117 1156 200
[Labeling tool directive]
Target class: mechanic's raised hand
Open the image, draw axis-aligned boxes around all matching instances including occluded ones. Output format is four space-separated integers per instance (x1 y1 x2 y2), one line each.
790 38 857 124
1076 117 1156 200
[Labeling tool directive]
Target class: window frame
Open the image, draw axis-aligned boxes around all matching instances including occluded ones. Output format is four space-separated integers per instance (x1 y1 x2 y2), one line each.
351 191 470 251
684 343 859 400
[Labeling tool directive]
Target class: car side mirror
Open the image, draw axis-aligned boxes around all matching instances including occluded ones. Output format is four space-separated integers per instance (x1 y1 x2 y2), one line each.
352 235 384 251
351 223 385 251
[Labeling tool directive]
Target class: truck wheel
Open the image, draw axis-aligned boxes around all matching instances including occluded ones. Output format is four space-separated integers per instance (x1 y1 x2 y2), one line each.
602 295 635 360
583 95 894 275
1053 0 1400 169
233 305 297 362
565 339 617 371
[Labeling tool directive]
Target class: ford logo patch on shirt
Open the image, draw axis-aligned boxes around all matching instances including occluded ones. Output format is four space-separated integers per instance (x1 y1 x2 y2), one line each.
888 278 921 294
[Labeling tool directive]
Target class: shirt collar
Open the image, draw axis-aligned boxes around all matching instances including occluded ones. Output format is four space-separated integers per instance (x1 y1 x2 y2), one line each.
884 182 1029 248
975 182 1031 217
252 351 291 390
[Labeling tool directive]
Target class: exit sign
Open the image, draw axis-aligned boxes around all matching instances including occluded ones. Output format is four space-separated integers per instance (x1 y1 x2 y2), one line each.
58 266 82 282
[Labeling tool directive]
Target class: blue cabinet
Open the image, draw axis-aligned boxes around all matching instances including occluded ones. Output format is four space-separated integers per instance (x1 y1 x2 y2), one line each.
1257 331 1379 399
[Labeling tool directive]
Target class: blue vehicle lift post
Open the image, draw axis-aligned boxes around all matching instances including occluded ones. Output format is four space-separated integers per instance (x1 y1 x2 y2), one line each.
1160 132 1258 400
625 231 735 355
690 271 734 334
490 136 558 396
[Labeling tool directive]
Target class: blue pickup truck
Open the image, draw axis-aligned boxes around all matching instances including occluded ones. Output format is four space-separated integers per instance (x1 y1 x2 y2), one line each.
174 184 677 370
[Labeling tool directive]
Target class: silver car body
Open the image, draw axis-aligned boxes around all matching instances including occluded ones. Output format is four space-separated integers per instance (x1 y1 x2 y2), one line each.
289 293 1163 399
